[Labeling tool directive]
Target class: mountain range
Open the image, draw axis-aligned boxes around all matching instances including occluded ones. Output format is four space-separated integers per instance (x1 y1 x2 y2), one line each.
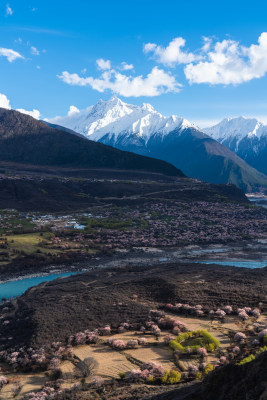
49 96 267 192
203 117 267 176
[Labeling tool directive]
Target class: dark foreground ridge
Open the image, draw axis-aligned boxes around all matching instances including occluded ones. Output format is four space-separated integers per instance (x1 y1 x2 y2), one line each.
151 350 267 400
0 108 183 177
1 262 266 350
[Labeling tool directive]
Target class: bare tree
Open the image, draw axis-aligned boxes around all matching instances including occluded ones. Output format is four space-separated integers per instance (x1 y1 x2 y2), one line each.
74 357 98 378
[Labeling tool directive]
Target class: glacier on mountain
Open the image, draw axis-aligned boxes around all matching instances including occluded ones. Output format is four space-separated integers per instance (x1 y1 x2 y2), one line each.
49 96 196 143
203 116 267 143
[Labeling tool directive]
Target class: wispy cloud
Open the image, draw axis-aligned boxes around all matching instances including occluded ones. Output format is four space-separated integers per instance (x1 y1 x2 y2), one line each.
8 26 72 37
6 4 13 16
0 48 24 62
30 46 40 56
120 62 134 71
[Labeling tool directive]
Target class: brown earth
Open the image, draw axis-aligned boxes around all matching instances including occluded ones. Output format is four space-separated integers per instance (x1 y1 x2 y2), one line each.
0 262 266 350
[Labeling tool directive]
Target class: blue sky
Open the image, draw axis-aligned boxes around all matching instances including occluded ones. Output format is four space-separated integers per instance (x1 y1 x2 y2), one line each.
1 0 267 126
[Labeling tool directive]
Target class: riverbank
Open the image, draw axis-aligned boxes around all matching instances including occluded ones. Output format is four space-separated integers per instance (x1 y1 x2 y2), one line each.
0 239 267 281
1 238 267 301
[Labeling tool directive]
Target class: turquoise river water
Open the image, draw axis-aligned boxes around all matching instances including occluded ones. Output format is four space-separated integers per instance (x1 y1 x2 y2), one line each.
0 272 78 300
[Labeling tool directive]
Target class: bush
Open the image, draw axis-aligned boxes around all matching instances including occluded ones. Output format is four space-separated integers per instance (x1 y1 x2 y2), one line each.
197 347 208 358
169 341 184 352
127 339 138 349
0 375 8 389
170 330 220 354
237 354 255 365
161 369 181 384
110 339 126 350
194 363 214 380
205 343 215 352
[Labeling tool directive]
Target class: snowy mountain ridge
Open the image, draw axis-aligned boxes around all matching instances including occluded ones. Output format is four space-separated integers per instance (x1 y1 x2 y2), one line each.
203 116 267 176
203 116 267 143
49 96 196 143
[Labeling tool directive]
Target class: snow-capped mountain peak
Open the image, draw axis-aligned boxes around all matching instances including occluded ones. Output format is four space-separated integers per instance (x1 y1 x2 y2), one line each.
203 116 267 142
48 96 196 143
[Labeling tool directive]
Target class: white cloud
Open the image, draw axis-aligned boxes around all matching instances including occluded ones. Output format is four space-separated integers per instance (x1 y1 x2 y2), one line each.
0 93 11 109
58 66 181 97
67 105 80 116
143 37 196 66
121 62 134 71
6 4 13 16
96 58 111 70
0 92 40 119
201 37 212 53
185 32 267 85
30 46 40 56
16 108 41 119
0 48 23 62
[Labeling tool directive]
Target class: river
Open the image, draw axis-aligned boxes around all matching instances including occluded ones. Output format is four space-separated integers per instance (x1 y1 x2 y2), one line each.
0 272 78 300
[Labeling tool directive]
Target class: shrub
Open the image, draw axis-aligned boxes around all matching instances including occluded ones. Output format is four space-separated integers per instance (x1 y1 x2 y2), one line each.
138 337 147 345
252 308 260 318
203 363 214 375
237 354 256 365
90 376 104 388
258 329 267 338
205 343 215 352
164 335 175 345
111 339 126 350
119 372 126 379
219 356 227 364
170 329 220 354
195 371 203 380
169 341 184 352
161 369 181 384
0 375 8 388
127 339 138 349
234 332 246 342
142 361 165 377
188 364 198 377
197 347 208 358
195 363 214 380
147 375 155 383
232 346 240 353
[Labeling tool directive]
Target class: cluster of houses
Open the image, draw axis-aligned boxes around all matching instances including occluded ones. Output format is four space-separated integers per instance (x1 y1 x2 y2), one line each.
21 213 90 232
